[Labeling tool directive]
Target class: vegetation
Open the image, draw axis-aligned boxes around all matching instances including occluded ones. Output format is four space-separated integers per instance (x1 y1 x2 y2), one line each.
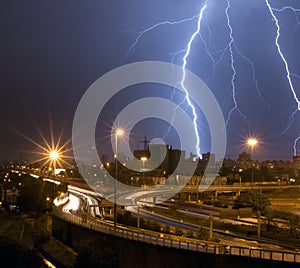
163 225 171 234
203 199 228 208
0 236 44 268
264 208 277 232
142 200 300 246
233 192 271 214
16 174 66 214
287 214 299 238
174 226 183 236
265 187 300 199
185 229 193 238
195 227 209 240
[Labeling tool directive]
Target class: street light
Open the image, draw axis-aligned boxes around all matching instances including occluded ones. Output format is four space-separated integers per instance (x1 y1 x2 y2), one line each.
141 156 147 187
137 156 148 228
114 128 123 228
49 150 59 176
48 149 60 200
247 138 258 189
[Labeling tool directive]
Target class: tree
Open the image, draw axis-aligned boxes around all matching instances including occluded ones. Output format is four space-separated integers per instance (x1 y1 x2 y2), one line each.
121 211 134 226
17 175 56 213
195 227 209 240
17 176 44 212
287 215 299 238
174 226 183 236
264 208 277 232
185 229 193 238
163 225 171 234
233 192 270 215
233 191 271 238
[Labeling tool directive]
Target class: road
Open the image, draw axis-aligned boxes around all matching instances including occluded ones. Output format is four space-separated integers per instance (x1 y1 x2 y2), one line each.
24 171 300 251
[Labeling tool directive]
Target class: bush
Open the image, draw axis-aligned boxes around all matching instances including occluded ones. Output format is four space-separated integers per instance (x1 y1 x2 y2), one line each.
149 221 161 232
142 220 161 232
203 199 212 206
185 229 193 238
213 201 223 207
175 226 183 236
163 225 171 234
195 227 209 240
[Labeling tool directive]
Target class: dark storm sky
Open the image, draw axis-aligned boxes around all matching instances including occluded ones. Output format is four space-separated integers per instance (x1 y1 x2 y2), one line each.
0 0 300 162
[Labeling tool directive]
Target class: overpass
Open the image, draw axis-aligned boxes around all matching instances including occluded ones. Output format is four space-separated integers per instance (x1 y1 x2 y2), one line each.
52 202 300 265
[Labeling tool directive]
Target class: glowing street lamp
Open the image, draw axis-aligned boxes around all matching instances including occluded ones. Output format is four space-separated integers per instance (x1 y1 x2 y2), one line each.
247 138 258 148
49 150 59 161
247 138 258 189
141 157 147 186
115 128 124 137
114 128 124 228
140 156 148 162
49 150 59 176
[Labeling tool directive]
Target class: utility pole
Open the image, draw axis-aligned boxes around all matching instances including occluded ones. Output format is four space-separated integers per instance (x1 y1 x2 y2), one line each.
209 214 213 240
137 205 140 228
257 211 261 238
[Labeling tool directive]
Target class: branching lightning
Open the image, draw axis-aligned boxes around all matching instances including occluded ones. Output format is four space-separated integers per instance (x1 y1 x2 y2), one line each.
266 0 300 155
122 0 300 157
122 14 200 63
122 5 208 158
223 0 270 128
271 6 300 29
224 1 248 127
181 3 207 158
234 44 270 110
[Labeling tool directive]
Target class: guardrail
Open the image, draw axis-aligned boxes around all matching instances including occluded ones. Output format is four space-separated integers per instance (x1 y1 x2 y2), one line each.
52 208 300 263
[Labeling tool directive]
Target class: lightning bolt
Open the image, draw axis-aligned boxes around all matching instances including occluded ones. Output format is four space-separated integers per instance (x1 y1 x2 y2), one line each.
224 0 248 127
122 1 299 158
122 5 208 158
234 45 270 110
181 3 207 158
266 0 300 155
271 6 300 29
122 14 200 63
203 0 269 128
294 136 300 156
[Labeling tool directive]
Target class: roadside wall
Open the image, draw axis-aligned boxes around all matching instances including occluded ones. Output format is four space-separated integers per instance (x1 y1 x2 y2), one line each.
52 215 299 268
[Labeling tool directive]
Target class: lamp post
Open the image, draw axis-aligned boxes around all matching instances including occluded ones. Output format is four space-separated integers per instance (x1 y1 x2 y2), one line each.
114 128 123 228
247 138 258 189
49 150 59 176
141 156 147 187
49 150 59 199
138 156 147 228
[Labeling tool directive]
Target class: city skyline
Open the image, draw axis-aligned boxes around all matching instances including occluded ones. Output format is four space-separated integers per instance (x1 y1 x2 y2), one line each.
1 0 300 162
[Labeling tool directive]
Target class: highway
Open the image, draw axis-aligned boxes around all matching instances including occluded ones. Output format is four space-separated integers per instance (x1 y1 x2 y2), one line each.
50 181 299 252
20 171 300 253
